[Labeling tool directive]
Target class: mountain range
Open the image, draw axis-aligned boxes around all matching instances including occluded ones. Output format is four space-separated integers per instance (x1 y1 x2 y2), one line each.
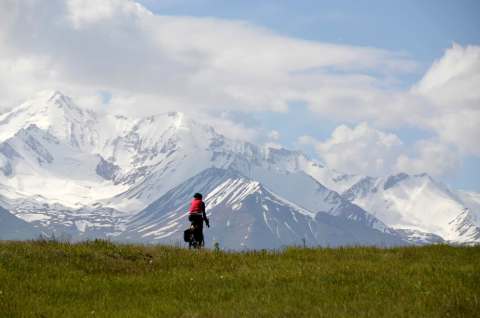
0 91 479 249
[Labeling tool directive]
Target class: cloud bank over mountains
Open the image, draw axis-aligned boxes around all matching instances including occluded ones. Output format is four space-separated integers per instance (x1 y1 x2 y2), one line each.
0 0 478 181
299 123 460 177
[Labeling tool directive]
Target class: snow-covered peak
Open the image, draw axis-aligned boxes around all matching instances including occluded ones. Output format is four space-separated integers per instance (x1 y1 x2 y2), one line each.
127 111 216 144
0 90 97 144
10 90 83 117
343 171 480 242
344 172 444 199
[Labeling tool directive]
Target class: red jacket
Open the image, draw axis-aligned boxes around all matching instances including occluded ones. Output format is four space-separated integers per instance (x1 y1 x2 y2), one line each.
189 198 205 214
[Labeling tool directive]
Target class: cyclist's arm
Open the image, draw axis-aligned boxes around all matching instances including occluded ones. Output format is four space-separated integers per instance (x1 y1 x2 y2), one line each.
201 202 210 227
201 201 207 219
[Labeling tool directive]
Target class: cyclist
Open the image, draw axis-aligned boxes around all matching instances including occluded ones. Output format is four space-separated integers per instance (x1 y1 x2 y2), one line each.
188 192 209 247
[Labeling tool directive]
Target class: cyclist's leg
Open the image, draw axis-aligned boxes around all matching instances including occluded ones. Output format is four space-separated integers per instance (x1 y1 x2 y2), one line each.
188 214 203 248
188 215 196 247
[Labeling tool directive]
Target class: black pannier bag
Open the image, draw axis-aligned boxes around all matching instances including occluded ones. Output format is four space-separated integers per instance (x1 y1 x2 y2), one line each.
184 228 192 242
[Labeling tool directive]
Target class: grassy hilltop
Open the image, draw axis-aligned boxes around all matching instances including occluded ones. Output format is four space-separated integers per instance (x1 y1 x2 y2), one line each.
0 241 479 317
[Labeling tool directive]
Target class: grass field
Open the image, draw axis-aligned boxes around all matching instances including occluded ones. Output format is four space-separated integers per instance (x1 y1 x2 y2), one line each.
0 240 479 317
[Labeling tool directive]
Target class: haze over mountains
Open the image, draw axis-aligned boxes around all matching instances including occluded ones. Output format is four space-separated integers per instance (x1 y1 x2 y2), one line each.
0 91 479 248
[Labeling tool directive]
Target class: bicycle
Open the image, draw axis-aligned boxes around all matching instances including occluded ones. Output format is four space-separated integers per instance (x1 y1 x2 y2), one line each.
183 222 204 249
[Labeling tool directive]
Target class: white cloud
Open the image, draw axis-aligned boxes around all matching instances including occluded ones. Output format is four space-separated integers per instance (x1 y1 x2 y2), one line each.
297 135 317 146
268 130 280 141
303 123 403 176
413 44 480 156
300 123 460 177
66 0 152 29
195 112 260 142
298 43 480 178
415 44 480 107
396 140 460 177
0 0 416 115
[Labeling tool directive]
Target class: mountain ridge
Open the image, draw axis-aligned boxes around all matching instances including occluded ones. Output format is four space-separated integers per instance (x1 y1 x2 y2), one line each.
121 167 406 249
0 91 478 247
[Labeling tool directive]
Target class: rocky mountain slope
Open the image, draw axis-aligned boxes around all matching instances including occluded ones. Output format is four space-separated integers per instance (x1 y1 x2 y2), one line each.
120 168 405 249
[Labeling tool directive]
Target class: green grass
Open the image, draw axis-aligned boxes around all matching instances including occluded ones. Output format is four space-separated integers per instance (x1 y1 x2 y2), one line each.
0 241 479 317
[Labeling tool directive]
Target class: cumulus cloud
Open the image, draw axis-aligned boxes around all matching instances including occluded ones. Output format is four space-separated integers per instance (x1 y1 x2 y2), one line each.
299 44 480 177
415 44 480 108
413 44 480 156
301 123 403 176
299 123 460 177
396 140 460 177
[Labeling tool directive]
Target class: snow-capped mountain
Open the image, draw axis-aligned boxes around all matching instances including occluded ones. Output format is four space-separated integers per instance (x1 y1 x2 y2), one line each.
0 91 478 247
120 168 405 249
0 91 126 209
342 173 480 244
0 90 364 214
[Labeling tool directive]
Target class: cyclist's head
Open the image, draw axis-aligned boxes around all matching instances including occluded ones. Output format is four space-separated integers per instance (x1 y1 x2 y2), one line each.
193 192 203 199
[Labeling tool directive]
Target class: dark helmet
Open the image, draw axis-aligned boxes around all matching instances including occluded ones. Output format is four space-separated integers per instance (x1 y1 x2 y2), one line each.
193 193 203 199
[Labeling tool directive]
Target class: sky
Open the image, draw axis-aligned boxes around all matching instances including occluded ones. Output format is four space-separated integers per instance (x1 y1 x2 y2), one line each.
0 0 479 190
138 0 480 63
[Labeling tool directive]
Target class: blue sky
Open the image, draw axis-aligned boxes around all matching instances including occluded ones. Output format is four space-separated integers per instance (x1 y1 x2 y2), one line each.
138 0 480 190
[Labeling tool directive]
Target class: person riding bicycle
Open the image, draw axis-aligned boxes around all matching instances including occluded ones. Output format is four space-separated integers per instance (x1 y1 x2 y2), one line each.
188 193 210 246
